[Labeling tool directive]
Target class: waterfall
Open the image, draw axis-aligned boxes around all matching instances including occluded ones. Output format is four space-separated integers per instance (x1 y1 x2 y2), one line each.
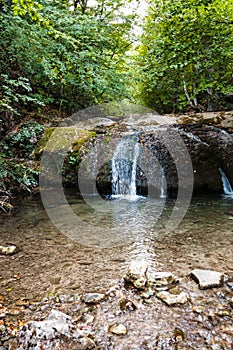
219 168 233 195
160 169 166 198
111 137 167 200
111 138 139 199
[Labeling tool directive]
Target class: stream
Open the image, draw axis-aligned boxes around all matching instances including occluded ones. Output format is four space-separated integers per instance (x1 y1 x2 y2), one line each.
0 192 233 349
1 192 233 299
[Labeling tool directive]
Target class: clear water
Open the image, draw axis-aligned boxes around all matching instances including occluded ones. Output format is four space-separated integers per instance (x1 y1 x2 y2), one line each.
0 192 233 301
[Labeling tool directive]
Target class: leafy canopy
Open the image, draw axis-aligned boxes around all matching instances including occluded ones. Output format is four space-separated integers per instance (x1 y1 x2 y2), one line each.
137 0 233 113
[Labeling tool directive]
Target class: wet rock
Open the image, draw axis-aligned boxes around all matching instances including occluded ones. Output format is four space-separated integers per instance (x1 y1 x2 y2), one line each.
216 308 232 317
226 263 233 271
97 123 233 196
141 288 155 299
0 244 18 256
124 261 148 283
50 276 61 284
119 298 137 312
191 269 224 289
230 298 233 309
58 294 81 303
226 276 233 290
108 323 127 335
84 293 106 304
173 327 185 341
9 309 96 350
148 272 179 290
75 117 116 130
156 287 189 306
133 277 147 290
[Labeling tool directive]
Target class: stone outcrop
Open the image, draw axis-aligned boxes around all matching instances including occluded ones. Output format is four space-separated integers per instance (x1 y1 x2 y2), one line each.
37 112 233 197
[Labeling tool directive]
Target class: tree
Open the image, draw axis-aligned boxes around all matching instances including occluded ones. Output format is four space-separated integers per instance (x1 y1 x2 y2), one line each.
137 0 233 113
0 0 136 118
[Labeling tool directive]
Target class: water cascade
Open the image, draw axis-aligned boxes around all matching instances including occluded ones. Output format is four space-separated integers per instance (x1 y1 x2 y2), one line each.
111 136 167 200
111 138 140 199
159 169 166 198
219 168 233 195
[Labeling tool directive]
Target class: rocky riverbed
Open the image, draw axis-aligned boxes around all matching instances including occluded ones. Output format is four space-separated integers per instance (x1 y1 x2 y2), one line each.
0 193 233 349
1 263 233 350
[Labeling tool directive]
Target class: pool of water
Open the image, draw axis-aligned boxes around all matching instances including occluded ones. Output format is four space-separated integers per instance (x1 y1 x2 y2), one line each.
0 192 233 302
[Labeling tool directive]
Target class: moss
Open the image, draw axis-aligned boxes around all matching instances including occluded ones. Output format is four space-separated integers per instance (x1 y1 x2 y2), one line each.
34 127 96 157
179 112 224 126
71 131 96 152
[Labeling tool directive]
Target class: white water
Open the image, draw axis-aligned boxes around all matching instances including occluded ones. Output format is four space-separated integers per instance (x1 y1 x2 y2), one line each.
219 168 233 195
111 138 140 200
111 137 167 200
160 169 166 198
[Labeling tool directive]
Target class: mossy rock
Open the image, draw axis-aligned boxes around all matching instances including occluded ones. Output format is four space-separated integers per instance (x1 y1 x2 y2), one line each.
34 127 96 158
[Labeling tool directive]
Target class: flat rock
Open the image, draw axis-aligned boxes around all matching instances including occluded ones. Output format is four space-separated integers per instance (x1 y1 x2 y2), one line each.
0 244 18 255
156 288 189 306
191 269 224 289
148 272 179 290
9 309 96 350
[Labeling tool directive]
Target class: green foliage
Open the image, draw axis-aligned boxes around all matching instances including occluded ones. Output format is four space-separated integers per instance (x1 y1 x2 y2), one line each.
0 74 45 135
0 155 39 191
9 121 44 156
1 0 135 114
0 121 44 211
0 141 39 194
137 0 233 113
12 0 43 20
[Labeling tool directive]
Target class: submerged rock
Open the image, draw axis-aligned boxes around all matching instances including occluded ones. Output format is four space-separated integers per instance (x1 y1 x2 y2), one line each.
9 309 96 350
84 293 106 304
191 269 224 289
0 244 18 256
133 277 147 290
156 288 190 306
119 298 137 312
124 261 148 283
108 323 127 335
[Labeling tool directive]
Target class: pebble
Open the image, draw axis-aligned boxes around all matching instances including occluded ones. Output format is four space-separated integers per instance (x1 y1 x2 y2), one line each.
119 298 137 312
108 323 127 335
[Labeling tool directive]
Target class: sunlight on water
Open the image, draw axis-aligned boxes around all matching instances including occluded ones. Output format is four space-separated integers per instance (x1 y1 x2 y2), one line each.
110 194 145 201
